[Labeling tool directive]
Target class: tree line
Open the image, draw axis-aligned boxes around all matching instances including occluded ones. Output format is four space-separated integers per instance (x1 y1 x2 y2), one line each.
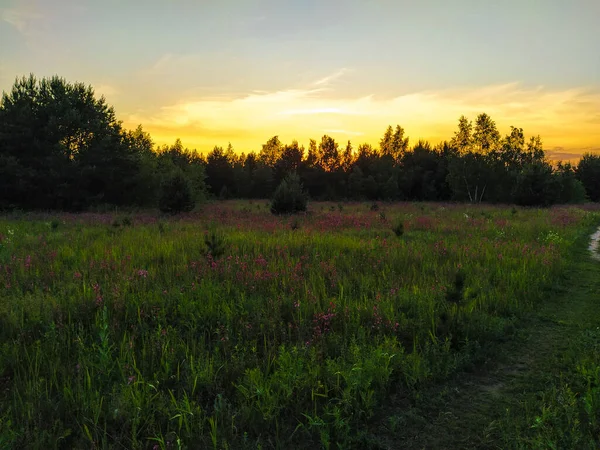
1 75 599 212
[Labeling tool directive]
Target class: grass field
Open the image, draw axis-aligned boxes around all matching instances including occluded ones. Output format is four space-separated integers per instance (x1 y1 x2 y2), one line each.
0 201 598 449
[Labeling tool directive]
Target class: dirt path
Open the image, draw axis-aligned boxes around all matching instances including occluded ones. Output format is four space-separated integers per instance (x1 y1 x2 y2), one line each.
368 227 600 449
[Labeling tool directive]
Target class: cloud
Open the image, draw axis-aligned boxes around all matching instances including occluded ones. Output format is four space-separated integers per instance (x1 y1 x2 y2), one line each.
121 76 600 156
1 5 42 36
546 149 583 161
94 84 118 99
546 146 600 162
151 53 175 71
313 68 351 86
279 107 364 116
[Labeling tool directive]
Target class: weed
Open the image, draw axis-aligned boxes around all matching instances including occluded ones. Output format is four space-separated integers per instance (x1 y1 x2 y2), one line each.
392 221 404 237
0 202 595 448
204 229 227 260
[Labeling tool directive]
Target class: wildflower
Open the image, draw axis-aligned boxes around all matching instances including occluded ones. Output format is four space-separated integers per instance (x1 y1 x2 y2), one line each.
73 271 82 279
127 375 136 385
137 269 148 278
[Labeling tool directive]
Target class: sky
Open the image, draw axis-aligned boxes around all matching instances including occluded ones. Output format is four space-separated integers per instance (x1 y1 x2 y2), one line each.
1 0 599 160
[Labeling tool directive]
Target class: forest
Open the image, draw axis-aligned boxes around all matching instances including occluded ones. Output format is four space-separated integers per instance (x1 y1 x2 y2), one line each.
1 74 599 212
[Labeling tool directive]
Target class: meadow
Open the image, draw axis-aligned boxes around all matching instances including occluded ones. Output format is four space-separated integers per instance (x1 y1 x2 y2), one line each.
0 201 598 449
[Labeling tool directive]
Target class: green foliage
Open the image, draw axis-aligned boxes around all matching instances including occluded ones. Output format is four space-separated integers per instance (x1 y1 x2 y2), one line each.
270 172 307 215
159 171 195 214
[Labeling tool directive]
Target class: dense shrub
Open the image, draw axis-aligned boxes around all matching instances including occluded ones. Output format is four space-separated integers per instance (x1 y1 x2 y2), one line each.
158 171 195 214
270 172 307 214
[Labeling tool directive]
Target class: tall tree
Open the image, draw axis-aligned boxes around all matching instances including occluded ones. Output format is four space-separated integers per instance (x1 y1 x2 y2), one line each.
274 140 304 185
380 126 394 157
392 125 409 162
447 152 492 203
525 135 545 163
354 143 376 176
554 162 587 204
450 115 473 154
341 140 354 173
259 135 283 167
380 125 408 162
576 153 600 202
512 160 558 206
473 113 500 154
0 74 139 210
205 146 234 196
317 135 340 172
305 139 318 167
123 125 160 206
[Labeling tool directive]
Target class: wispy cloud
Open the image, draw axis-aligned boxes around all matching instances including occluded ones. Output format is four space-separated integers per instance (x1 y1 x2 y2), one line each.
93 84 118 99
1 5 42 36
279 107 364 116
151 53 175 71
546 146 600 162
122 78 600 155
313 68 350 86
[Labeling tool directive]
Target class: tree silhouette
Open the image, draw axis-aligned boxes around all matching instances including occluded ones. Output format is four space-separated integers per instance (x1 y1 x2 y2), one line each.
317 135 341 172
473 113 501 154
576 153 600 201
0 74 140 210
0 73 592 209
259 135 283 167
450 115 473 154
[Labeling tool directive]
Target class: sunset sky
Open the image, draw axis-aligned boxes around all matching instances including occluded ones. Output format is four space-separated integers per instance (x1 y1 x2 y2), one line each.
1 0 599 160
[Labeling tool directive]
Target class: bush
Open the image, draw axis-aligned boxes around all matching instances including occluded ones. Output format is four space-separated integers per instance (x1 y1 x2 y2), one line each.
445 269 466 304
392 221 404 237
159 171 195 214
270 172 307 215
204 229 227 260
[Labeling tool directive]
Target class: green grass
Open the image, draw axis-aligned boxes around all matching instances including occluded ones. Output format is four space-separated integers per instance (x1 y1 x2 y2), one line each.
365 218 600 449
0 202 598 449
